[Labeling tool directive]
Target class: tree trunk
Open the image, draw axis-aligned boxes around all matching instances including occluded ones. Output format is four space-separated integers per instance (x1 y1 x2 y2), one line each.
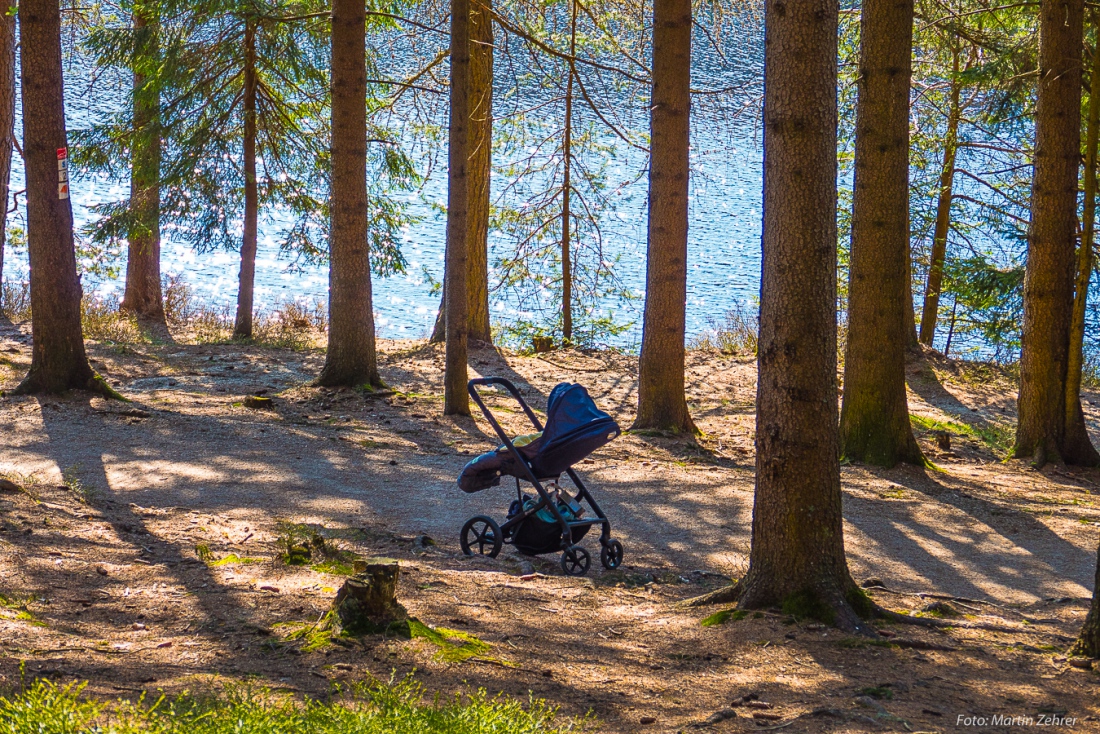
918 45 961 347
14 0 104 395
120 9 167 334
316 0 381 387
736 0 869 633
443 0 471 415
1065 12 1100 465
838 0 924 467
1073 538 1100 657
1014 0 1093 466
0 9 14 315
560 0 577 344
431 0 493 345
233 19 259 340
633 0 695 433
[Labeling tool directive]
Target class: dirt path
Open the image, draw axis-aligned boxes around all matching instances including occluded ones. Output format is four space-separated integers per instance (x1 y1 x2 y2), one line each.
1 318 1098 732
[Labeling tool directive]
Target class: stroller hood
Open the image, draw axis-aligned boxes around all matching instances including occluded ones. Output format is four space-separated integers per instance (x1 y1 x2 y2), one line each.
457 382 620 492
529 382 620 478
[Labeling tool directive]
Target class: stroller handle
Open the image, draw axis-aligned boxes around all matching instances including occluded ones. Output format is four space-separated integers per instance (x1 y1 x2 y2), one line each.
468 377 545 433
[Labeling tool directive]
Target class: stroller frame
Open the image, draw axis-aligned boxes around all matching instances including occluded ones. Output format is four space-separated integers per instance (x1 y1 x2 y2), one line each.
464 377 621 575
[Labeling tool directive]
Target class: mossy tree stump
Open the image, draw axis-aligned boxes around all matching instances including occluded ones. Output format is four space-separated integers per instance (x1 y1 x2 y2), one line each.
332 560 409 635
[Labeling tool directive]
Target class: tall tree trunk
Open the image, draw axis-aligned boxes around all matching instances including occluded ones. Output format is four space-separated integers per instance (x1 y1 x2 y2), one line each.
561 0 577 344
431 0 493 345
316 0 381 387
14 0 107 395
234 19 259 340
1073 538 1100 657
633 0 695 433
736 0 869 633
918 46 961 347
839 0 924 467
0 9 14 315
1014 0 1094 466
1065 12 1100 464
120 8 167 334
443 0 471 415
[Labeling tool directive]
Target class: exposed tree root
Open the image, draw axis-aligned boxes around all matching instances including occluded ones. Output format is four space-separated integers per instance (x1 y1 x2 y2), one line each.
678 582 743 608
873 603 1023 633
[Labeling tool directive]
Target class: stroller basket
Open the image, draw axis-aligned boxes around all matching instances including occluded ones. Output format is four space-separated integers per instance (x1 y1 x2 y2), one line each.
456 377 625 576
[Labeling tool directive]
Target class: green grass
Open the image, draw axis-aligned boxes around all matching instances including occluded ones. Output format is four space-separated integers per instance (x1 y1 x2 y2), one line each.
0 677 575 733
700 609 748 627
209 554 263 567
407 619 499 664
910 413 1013 455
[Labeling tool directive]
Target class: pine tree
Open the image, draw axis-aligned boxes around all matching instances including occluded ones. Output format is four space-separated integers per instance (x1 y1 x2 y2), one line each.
0 7 14 314
634 0 694 433
14 0 113 396
839 0 924 467
736 0 871 632
1013 0 1097 466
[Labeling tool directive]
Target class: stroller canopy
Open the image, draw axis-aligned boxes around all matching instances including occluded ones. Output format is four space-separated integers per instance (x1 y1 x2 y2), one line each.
458 382 620 493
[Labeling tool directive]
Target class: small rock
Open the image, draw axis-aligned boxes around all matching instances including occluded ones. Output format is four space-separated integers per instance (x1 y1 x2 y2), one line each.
389 460 398 466
920 600 960 617
861 577 886 589
639 717 656 725
705 709 739 725
854 695 887 714
1068 658 1093 670
132 622 146 631
156 641 172 649
0 478 20 493
95 566 108 576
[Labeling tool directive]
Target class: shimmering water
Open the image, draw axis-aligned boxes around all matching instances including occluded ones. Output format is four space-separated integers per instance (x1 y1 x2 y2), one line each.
3 21 769 348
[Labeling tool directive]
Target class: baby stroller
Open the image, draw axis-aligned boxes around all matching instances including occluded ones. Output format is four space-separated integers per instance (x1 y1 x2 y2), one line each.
457 377 624 576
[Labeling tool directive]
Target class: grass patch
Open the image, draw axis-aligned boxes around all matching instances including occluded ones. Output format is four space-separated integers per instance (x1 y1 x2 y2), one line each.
61 465 95 504
700 609 748 627
0 677 572 733
408 619 501 665
312 560 355 576
0 594 45 627
276 612 340 652
209 554 263 567
275 522 355 568
910 413 1013 455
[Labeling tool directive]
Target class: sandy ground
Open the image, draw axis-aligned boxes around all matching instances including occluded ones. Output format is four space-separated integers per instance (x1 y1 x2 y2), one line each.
1 316 1099 732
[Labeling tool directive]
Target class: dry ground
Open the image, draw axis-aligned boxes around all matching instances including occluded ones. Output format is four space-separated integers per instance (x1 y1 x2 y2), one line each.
0 316 1098 732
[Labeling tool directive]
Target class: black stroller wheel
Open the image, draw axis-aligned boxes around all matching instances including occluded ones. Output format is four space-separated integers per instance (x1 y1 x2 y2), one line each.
461 515 503 558
560 545 591 576
600 539 624 570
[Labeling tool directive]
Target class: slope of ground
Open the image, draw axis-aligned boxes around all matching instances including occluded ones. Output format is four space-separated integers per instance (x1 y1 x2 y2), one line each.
0 317 1098 732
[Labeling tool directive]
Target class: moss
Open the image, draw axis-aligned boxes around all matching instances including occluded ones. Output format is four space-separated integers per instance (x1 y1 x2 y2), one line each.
781 589 836 625
407 619 503 664
857 686 894 700
845 585 876 620
700 609 748 627
209 554 263 567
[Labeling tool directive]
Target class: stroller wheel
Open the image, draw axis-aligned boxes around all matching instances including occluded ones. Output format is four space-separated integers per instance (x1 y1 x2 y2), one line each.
460 515 503 558
560 545 591 576
600 539 624 570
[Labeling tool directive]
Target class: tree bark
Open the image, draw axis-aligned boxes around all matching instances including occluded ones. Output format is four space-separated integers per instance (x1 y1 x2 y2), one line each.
0 9 14 314
918 46 961 347
1073 538 1100 657
316 0 381 387
233 19 259 340
120 8 167 333
1065 12 1100 465
736 0 869 633
839 0 924 467
431 0 493 345
1014 0 1094 466
14 0 105 395
561 0 577 344
633 0 695 433
443 0 471 415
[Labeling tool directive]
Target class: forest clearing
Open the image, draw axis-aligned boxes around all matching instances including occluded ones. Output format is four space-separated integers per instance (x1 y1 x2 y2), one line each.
1 319 1098 731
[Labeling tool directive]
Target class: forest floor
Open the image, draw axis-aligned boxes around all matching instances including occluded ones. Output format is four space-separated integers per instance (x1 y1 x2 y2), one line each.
0 315 1098 732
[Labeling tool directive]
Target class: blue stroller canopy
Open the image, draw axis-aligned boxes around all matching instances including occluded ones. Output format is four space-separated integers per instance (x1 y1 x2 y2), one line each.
458 382 620 493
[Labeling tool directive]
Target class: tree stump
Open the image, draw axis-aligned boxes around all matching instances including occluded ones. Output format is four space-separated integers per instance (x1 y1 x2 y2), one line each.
332 561 408 635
